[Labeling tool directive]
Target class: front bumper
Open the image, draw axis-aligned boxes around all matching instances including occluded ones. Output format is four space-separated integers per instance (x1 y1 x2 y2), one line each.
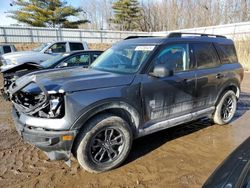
12 107 77 161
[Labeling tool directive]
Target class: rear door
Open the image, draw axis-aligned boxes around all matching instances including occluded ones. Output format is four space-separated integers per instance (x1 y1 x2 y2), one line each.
191 42 222 110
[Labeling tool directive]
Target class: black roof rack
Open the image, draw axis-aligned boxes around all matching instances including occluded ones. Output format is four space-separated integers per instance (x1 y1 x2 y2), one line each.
124 32 227 41
124 36 159 40
167 32 227 39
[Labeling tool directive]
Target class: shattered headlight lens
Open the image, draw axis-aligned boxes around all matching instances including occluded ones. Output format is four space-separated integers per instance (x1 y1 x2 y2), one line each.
37 94 64 118
12 82 65 119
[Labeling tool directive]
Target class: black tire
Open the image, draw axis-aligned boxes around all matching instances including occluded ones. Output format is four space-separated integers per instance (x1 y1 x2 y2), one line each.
75 114 133 173
213 90 237 125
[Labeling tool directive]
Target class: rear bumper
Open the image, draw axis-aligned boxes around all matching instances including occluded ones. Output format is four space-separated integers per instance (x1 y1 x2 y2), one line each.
12 107 77 161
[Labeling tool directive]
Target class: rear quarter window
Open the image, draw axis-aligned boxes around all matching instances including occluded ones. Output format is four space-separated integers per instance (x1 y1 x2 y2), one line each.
216 44 238 64
3 46 12 53
92 52 102 62
193 43 220 69
69 43 84 51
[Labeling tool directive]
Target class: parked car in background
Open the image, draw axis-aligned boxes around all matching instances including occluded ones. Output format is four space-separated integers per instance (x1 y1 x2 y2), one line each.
10 33 243 173
203 137 250 188
0 44 17 60
0 41 88 70
0 50 103 100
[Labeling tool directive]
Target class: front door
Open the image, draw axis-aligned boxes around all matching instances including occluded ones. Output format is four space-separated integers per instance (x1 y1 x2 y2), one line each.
141 43 196 124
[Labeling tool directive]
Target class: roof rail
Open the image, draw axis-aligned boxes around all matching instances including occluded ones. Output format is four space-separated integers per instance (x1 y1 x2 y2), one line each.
167 32 227 39
124 36 157 40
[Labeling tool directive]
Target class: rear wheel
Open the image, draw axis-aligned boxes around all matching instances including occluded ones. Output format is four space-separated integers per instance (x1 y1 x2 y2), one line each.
213 90 237 125
75 114 133 173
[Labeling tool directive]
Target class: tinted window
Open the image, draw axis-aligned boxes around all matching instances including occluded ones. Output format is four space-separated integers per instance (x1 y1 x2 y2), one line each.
3 46 11 53
64 54 90 67
193 43 220 69
69 43 84 51
49 43 66 53
92 52 102 62
217 44 238 64
152 43 192 72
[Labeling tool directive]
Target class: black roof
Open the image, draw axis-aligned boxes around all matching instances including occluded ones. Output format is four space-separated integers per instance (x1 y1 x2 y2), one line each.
121 32 234 46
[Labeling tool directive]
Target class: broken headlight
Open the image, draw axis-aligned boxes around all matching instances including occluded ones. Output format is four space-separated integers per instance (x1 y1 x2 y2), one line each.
12 82 65 119
37 94 65 118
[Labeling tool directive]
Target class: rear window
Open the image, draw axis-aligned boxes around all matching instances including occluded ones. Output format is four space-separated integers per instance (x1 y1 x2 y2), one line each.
217 44 238 64
69 43 84 51
3 46 12 53
193 43 220 69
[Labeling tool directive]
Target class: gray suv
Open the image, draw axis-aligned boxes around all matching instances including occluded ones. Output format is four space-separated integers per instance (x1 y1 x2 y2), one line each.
10 33 244 173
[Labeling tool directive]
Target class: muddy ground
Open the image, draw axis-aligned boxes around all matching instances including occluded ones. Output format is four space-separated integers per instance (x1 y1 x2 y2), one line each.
0 73 249 188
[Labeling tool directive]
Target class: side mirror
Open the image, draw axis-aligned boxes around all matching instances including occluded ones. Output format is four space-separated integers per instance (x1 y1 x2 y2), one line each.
150 64 173 78
58 62 68 68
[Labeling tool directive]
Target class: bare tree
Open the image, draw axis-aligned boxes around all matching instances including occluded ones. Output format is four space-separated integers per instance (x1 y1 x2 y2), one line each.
80 0 250 31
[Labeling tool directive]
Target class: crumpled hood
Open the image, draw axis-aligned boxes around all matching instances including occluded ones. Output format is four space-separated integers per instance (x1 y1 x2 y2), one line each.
11 68 135 94
2 51 39 60
1 62 41 73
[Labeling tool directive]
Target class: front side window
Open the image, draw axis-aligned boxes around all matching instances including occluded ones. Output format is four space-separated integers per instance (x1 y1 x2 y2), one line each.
49 43 66 53
33 43 49 52
91 44 154 74
40 54 68 68
69 43 84 51
193 43 220 69
64 54 90 67
151 43 191 72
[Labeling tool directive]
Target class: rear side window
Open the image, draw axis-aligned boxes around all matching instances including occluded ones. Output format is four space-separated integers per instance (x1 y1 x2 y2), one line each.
193 43 220 69
69 43 84 51
3 46 11 53
217 44 238 64
92 52 102 62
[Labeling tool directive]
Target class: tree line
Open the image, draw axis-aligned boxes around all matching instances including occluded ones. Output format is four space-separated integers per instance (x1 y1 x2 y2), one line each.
9 0 250 31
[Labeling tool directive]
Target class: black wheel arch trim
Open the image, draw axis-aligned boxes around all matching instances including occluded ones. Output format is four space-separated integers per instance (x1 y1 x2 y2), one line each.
215 79 240 106
70 100 141 137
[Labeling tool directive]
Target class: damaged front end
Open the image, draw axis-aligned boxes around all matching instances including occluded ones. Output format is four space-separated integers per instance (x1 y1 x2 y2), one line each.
9 75 76 164
0 73 17 100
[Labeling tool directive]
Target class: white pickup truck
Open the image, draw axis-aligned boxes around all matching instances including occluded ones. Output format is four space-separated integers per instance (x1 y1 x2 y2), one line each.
0 41 88 70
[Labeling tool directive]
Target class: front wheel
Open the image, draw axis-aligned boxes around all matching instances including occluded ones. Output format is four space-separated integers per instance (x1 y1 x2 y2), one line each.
75 114 133 173
213 90 237 125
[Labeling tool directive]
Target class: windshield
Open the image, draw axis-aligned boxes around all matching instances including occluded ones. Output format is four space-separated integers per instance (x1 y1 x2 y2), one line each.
33 43 50 52
40 54 68 68
90 44 155 74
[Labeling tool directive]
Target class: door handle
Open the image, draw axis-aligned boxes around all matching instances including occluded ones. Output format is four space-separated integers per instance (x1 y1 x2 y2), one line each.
216 73 224 79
